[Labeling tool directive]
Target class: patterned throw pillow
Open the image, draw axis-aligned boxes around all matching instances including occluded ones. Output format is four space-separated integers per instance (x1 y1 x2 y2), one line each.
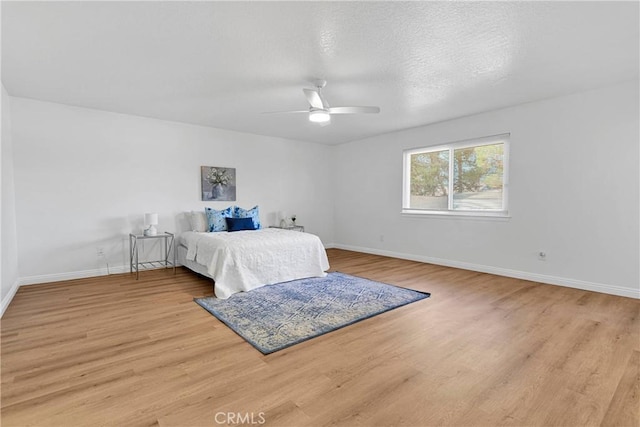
205 206 235 232
234 205 262 229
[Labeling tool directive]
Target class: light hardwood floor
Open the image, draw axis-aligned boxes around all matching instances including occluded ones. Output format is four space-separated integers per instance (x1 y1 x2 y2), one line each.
1 249 638 426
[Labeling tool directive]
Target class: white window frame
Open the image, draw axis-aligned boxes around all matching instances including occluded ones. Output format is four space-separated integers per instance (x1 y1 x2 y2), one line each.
402 133 510 218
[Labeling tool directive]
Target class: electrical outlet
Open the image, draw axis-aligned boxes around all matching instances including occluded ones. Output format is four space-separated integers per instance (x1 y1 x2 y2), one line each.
538 251 546 261
380 235 384 242
96 247 105 257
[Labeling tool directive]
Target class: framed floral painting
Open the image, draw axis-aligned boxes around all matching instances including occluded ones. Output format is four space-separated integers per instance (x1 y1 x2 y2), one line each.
201 166 236 201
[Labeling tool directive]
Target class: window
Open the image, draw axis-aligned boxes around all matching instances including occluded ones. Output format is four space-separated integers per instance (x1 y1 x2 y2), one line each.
403 134 509 216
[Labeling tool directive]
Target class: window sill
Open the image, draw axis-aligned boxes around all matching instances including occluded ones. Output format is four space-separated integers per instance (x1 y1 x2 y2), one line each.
401 209 511 221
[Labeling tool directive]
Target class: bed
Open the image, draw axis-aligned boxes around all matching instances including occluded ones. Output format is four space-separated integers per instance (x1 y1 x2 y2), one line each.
178 228 330 299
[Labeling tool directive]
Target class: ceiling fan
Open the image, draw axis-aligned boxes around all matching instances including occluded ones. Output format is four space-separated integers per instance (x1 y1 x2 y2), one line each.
265 80 380 125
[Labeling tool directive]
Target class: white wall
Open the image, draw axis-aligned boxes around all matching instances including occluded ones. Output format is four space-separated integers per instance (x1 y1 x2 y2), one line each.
4 80 639 302
334 81 639 298
10 98 334 282
1 83 20 314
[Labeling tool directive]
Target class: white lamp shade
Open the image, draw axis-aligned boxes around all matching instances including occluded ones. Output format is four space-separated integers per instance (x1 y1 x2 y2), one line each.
144 213 158 226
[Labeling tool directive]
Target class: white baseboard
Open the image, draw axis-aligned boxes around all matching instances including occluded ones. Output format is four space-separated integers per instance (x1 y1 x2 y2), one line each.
332 244 640 299
1 279 20 318
19 264 129 286
2 264 135 317
6 246 637 309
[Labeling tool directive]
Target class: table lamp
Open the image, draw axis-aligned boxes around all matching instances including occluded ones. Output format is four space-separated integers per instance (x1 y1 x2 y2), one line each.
279 211 289 228
144 213 158 236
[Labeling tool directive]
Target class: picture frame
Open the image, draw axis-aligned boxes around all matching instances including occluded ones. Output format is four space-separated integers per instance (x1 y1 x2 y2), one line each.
201 166 236 201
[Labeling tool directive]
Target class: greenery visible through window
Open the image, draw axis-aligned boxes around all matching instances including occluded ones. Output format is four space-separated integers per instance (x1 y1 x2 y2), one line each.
403 134 509 215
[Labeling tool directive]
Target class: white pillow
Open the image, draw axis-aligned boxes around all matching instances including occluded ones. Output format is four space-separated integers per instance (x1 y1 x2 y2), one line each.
189 211 208 232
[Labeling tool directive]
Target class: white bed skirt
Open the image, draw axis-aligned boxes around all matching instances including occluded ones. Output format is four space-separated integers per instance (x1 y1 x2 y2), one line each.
178 243 214 280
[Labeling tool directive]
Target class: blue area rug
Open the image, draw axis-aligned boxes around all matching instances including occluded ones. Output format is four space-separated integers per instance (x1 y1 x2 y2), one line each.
194 272 430 354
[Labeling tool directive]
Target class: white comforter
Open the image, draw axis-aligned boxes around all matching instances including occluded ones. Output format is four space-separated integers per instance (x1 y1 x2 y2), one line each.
181 228 329 299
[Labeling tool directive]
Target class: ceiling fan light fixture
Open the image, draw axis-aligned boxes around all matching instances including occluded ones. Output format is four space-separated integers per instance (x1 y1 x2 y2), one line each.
309 110 330 123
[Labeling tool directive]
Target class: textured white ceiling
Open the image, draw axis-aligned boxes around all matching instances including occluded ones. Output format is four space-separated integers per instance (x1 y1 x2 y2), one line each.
2 1 638 145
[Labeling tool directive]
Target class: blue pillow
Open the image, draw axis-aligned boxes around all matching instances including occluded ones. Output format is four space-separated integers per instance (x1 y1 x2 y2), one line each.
205 206 235 232
234 205 261 229
225 217 257 232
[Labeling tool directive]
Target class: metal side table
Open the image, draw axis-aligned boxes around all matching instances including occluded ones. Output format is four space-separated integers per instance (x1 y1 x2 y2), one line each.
268 225 305 232
129 232 176 279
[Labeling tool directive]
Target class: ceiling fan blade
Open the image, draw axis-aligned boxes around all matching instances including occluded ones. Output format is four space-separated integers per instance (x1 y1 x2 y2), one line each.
303 88 325 109
328 106 380 114
262 110 310 114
